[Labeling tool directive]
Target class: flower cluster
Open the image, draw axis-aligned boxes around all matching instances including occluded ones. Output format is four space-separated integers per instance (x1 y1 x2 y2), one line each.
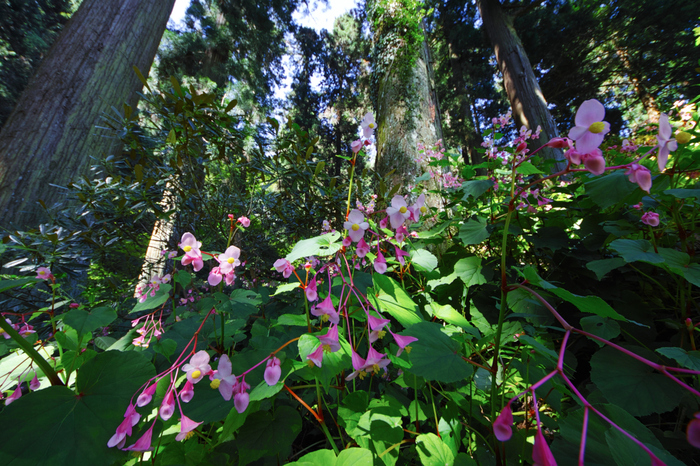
135 273 171 304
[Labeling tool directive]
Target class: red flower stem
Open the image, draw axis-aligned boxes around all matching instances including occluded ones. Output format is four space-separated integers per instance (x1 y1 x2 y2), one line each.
284 383 323 423
510 283 573 330
578 407 590 465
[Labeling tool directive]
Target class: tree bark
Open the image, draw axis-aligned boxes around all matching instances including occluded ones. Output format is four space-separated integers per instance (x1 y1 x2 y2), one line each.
476 0 565 171
0 0 177 228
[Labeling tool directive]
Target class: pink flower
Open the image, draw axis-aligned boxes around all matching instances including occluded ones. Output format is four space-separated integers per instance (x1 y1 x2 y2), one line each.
311 295 339 324
159 389 176 421
29 374 40 391
180 233 203 272
108 404 142 448
568 99 610 154
641 212 660 227
394 246 409 266
532 429 557 466
183 351 211 384
208 267 223 286
5 383 21 406
345 349 367 381
687 413 700 448
264 357 282 386
581 150 606 175
351 139 363 154
36 267 53 280
218 246 241 275
361 346 390 375
307 345 324 367
374 251 387 274
237 216 251 227
386 195 411 229
392 332 418 356
234 379 251 413
379 217 389 229
124 424 154 452
408 193 427 222
369 315 390 343
274 258 294 278
180 380 194 403
213 354 239 401
657 113 677 171
356 238 370 258
69 302 80 309
137 382 157 407
625 163 652 192
344 209 370 243
544 137 572 149
361 112 376 138
318 325 341 353
175 415 202 441
305 275 318 302
493 403 514 441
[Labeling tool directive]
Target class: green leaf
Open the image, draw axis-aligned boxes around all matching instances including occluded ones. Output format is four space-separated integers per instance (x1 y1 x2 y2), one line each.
663 188 700 199
609 239 664 264
427 302 478 337
585 171 638 209
0 352 154 466
590 346 685 416
458 217 490 245
274 282 302 296
369 274 423 327
286 232 342 263
453 256 487 287
586 258 626 280
656 347 700 371
336 448 373 466
410 249 437 272
236 405 302 465
174 270 191 288
402 322 472 383
461 180 493 200
580 316 621 347
298 333 351 391
516 161 543 175
63 306 116 338
416 433 455 466
131 283 172 313
0 278 38 294
290 449 337 465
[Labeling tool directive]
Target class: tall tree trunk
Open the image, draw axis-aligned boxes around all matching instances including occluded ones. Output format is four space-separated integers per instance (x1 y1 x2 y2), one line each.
370 0 443 193
0 0 177 228
476 0 565 171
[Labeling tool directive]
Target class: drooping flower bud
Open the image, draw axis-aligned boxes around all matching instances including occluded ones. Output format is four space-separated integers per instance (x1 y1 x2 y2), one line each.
493 403 514 442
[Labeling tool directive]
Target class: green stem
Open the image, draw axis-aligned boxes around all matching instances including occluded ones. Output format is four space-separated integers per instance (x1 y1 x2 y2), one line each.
320 420 340 455
0 318 63 386
345 154 358 219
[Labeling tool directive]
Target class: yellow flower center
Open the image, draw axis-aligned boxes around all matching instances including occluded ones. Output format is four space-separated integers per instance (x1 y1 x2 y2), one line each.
420 206 427 213
372 364 380 373
182 431 196 441
210 379 221 389
351 223 360 231
38 271 46 275
183 245 192 252
307 360 316 368
405 346 413 354
369 123 375 129
588 122 605 134
323 344 331 353
321 314 329 323
191 370 201 379
227 257 235 264
377 330 386 340
676 131 691 144
399 206 407 214
359 371 367 380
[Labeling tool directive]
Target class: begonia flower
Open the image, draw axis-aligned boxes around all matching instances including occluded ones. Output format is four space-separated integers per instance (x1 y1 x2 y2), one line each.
361 346 390 375
274 258 294 278
180 380 194 403
29 374 40 391
213 354 238 401
687 412 700 448
224 271 236 286
568 99 610 154
394 246 409 266
544 137 572 149
137 382 157 407
183 351 211 384
351 139 363 154
218 246 241 275
356 238 370 258
237 216 250 227
36 267 53 280
264 357 282 386
180 233 203 271
656 113 677 171
108 404 141 448
361 112 376 138
307 345 324 367
392 332 418 356
5 383 21 406
625 163 652 192
124 424 154 452
311 295 339 324
532 429 557 466
369 315 390 343
493 403 514 441
305 275 318 302
159 389 176 421
176 415 203 442
344 209 370 243
409 193 427 222
581 150 606 175
318 325 341 353
386 195 411 229
379 217 389 229
345 349 367 381
208 267 223 286
395 225 408 243
374 251 387 274
641 212 660 227
234 379 251 413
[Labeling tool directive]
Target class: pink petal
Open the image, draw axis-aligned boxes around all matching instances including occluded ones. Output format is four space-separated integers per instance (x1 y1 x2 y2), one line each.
575 99 605 127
